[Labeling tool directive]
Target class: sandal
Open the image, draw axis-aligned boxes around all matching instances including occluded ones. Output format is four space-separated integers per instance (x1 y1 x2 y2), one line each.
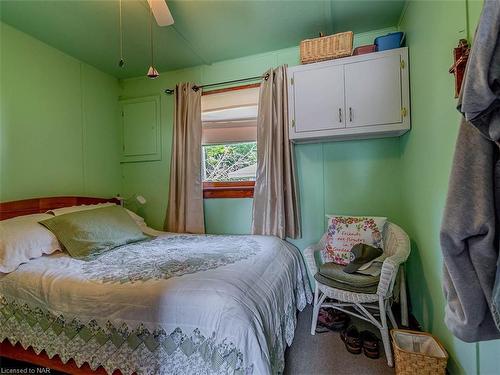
318 308 350 331
340 325 362 354
360 330 380 359
315 324 330 334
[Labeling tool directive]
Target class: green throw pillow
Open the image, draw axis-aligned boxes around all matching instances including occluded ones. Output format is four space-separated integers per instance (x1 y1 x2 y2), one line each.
40 205 149 259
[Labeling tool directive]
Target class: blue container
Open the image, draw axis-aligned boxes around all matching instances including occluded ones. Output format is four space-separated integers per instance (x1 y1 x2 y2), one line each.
374 32 405 51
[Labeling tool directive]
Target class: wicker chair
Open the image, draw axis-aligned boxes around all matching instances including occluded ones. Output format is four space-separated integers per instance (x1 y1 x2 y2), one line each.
303 222 410 367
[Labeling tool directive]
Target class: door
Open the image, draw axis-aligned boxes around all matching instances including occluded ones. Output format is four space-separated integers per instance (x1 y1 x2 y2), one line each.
120 96 161 163
344 54 402 128
292 64 345 133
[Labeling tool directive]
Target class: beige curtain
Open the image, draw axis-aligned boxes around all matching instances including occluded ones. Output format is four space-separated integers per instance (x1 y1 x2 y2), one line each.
164 83 205 234
252 66 301 239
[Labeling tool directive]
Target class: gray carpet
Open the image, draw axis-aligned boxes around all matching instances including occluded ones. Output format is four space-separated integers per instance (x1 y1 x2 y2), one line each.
284 305 395 375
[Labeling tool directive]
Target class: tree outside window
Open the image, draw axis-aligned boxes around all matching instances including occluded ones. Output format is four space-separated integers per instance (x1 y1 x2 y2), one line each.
202 142 257 182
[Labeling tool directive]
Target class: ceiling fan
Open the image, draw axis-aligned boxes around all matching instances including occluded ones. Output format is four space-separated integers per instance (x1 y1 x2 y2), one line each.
147 0 174 27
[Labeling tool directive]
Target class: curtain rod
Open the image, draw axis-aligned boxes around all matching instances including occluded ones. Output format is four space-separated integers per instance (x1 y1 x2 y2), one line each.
164 72 270 95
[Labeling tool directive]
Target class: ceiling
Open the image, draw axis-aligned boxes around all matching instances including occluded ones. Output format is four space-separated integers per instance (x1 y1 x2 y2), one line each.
0 0 406 79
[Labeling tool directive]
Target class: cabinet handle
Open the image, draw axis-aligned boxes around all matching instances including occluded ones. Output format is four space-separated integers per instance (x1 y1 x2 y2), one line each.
349 107 353 122
338 108 342 123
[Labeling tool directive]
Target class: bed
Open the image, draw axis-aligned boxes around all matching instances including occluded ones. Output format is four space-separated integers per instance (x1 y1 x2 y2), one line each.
0 197 312 375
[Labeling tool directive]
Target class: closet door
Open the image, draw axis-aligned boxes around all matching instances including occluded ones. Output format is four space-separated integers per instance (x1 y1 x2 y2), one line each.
344 54 402 128
292 64 345 133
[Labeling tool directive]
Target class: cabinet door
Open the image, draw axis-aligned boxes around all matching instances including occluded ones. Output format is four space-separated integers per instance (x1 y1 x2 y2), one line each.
292 65 345 133
120 96 161 163
344 54 402 128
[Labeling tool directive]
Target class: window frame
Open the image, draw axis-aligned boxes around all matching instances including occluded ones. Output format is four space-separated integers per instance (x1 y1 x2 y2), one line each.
203 181 255 199
202 83 259 199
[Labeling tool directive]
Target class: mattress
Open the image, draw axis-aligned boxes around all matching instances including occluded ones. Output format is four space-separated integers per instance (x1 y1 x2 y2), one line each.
0 233 312 375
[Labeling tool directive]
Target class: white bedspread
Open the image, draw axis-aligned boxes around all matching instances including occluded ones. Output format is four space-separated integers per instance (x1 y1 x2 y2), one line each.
0 233 311 375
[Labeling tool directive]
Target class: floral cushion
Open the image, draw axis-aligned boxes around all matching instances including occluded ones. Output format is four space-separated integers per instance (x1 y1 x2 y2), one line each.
322 215 386 265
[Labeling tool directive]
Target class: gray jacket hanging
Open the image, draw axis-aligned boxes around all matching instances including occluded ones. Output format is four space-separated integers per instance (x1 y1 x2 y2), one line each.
440 0 500 342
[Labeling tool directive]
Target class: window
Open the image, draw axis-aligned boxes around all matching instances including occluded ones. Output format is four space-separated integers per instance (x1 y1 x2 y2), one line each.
202 142 257 182
201 84 259 198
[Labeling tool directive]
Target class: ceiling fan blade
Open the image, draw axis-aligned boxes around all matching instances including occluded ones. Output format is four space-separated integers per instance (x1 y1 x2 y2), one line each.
147 0 174 26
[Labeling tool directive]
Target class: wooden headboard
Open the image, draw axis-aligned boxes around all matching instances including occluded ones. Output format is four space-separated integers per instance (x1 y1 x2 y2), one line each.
0 196 120 220
0 195 123 373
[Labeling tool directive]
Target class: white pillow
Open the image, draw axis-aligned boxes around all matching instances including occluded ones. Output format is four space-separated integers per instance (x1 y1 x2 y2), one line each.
0 213 61 273
322 215 387 265
124 208 147 228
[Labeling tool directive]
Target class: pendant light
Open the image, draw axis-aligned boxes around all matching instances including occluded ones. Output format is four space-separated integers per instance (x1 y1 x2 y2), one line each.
118 0 125 68
147 7 159 79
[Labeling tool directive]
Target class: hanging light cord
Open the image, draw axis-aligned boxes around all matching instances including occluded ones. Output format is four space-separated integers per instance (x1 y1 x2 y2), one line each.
150 7 154 67
118 0 124 67
146 5 159 78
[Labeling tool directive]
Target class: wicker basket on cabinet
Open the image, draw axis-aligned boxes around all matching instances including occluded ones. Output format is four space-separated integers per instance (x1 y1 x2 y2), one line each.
300 31 353 64
391 329 448 375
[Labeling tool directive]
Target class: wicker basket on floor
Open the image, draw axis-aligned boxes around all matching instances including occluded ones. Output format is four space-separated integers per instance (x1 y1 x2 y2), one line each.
391 329 448 375
300 31 353 64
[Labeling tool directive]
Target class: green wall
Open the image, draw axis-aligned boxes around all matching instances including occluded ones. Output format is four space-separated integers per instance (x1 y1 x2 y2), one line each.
398 1 499 374
121 6 500 372
119 27 402 249
2 3 498 373
0 22 121 201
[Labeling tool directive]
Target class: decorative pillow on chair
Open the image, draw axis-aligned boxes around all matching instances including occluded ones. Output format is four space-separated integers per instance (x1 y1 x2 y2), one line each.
322 215 387 265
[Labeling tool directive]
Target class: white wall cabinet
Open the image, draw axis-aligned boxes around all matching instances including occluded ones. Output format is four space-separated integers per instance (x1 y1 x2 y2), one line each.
288 47 410 142
293 65 345 132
